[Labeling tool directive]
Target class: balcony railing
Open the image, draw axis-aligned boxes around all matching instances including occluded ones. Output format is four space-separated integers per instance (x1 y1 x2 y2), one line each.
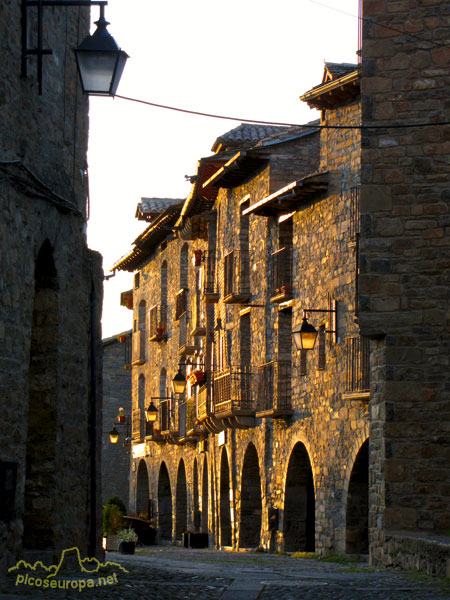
344 336 370 398
178 311 200 356
178 399 187 439
191 294 206 337
202 251 219 303
270 247 292 303
213 367 254 415
132 330 145 365
197 384 210 420
149 304 167 342
175 288 188 321
256 360 292 417
132 408 146 442
222 250 250 304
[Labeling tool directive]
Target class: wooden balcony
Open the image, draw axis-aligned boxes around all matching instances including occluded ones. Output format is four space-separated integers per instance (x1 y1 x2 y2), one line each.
159 397 179 442
222 250 250 304
191 295 206 337
197 384 223 433
343 336 370 400
270 247 293 303
175 288 188 321
131 329 146 365
256 360 292 418
212 367 255 428
178 311 200 356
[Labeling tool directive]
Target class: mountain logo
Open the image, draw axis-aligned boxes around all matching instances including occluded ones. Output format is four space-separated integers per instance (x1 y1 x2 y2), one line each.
9 547 128 592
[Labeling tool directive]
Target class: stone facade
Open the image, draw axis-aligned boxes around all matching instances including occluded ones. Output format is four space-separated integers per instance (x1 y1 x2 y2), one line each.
102 333 132 510
116 113 371 555
360 0 450 573
0 0 103 575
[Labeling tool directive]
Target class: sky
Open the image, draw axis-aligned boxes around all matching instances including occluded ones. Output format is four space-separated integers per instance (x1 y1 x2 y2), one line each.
86 0 359 339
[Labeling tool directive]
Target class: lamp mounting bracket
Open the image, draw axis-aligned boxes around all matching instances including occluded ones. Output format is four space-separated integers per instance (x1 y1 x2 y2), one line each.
21 0 108 94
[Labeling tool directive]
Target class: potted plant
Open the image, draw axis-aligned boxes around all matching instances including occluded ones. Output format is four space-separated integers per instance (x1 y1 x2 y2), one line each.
102 496 126 551
117 407 126 423
116 527 138 554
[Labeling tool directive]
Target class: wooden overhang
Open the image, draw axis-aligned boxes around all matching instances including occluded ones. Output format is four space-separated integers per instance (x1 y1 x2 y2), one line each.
113 203 183 272
202 151 269 190
242 171 329 217
300 70 360 110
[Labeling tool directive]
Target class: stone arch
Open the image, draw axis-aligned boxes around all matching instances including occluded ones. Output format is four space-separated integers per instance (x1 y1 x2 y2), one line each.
24 239 59 550
157 462 172 540
193 458 200 531
283 442 315 552
175 459 187 541
220 447 232 547
136 459 150 516
239 443 262 548
180 243 189 289
201 455 209 532
346 439 369 554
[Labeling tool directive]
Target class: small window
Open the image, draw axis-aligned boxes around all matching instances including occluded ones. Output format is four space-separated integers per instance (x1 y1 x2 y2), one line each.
134 272 140 289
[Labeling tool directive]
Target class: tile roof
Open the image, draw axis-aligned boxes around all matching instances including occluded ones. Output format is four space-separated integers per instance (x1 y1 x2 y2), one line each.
323 62 358 82
136 197 184 221
211 123 289 153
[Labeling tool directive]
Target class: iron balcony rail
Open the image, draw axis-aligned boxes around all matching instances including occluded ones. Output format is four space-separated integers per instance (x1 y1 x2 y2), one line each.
345 336 370 394
149 303 167 340
222 250 250 302
202 251 218 299
271 247 292 300
178 399 187 439
132 329 146 364
197 384 209 420
175 288 188 321
256 360 292 414
132 407 146 442
213 366 254 414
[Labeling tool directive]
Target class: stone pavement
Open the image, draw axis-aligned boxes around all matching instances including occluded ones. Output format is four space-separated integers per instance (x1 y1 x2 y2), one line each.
2 545 450 599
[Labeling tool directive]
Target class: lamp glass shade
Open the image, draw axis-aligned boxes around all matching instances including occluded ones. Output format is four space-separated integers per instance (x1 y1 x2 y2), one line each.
145 402 158 422
74 15 128 96
109 426 119 444
292 317 318 350
172 369 186 394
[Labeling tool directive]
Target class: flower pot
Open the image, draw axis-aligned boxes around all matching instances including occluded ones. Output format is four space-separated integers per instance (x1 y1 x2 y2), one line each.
118 415 125 423
119 541 135 555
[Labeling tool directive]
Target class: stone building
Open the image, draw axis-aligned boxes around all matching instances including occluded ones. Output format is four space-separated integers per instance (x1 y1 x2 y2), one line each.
114 103 372 555
0 1 103 574
114 0 449 574
102 332 132 510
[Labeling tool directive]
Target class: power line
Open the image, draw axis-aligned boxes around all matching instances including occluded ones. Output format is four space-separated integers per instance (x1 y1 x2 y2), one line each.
308 0 450 50
114 95 450 130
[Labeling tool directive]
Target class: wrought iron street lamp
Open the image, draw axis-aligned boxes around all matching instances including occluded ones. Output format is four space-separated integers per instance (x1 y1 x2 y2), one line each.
172 366 186 395
145 401 158 423
109 425 119 444
292 302 338 351
21 1 128 95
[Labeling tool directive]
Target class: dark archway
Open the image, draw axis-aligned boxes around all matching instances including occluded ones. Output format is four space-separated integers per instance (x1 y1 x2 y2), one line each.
240 443 262 548
157 462 172 540
193 458 200 531
24 240 59 549
346 440 369 554
136 460 149 516
201 456 209 532
220 449 232 547
175 460 187 541
284 442 315 552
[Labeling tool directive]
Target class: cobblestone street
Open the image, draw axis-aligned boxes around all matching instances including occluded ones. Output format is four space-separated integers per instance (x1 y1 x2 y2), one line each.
2 546 450 600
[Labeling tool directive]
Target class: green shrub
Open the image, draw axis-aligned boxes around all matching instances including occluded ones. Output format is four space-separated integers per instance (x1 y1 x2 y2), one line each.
102 503 124 536
105 495 126 514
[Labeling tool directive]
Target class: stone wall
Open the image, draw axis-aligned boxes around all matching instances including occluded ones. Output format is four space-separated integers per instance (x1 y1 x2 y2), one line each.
0 0 103 575
127 118 371 555
102 334 132 511
360 0 450 569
